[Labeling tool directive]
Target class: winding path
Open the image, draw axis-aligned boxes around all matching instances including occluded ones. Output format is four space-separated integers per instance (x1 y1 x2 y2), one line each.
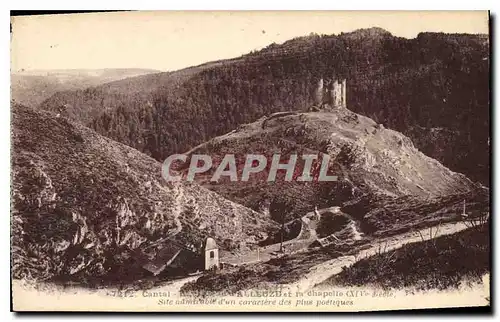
286 220 483 293
221 205 359 265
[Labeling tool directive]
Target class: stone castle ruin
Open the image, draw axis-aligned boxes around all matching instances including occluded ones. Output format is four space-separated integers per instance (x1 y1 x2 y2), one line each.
312 77 347 110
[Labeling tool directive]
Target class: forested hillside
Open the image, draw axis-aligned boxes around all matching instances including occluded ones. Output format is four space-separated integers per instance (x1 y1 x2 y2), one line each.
40 28 490 184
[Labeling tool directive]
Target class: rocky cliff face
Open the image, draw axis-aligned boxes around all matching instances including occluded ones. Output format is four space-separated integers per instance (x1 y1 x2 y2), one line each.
11 103 276 284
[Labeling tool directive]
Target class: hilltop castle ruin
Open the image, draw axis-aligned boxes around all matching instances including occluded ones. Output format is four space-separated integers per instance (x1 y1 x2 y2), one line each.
312 77 347 110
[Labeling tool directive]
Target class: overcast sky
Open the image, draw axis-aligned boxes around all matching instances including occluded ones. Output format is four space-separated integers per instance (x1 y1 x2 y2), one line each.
11 11 489 72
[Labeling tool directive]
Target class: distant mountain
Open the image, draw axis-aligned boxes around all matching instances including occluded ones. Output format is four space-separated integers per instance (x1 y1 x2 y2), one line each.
11 103 275 283
180 108 480 221
39 28 490 185
11 68 160 108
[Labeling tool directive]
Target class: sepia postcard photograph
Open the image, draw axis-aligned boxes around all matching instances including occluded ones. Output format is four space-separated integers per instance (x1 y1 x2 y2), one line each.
9 10 491 312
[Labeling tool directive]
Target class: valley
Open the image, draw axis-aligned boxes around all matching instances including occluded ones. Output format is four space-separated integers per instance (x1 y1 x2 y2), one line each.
10 26 490 311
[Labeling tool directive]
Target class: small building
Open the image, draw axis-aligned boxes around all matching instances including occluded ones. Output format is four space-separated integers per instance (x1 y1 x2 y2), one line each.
141 243 184 276
141 241 201 277
204 237 219 271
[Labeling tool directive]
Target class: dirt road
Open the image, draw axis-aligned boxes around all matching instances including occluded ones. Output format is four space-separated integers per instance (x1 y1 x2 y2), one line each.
287 220 482 292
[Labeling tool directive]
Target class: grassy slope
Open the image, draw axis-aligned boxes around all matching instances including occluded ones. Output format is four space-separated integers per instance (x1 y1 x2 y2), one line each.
321 224 490 291
341 188 489 236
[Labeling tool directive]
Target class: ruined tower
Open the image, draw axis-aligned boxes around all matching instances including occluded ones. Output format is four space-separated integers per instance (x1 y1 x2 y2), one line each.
314 78 325 107
312 77 347 110
328 78 347 109
341 79 347 108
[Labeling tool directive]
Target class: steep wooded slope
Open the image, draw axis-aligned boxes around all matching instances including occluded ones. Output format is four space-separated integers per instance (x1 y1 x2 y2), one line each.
40 28 490 184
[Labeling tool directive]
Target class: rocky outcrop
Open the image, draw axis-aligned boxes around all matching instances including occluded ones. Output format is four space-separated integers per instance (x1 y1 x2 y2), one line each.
185 107 481 220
